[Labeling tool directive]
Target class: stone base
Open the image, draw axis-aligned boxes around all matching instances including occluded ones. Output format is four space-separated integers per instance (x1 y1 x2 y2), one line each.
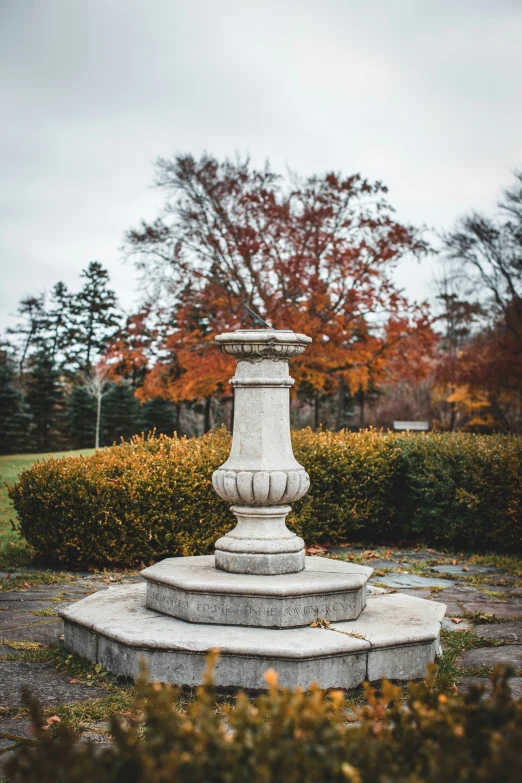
141 555 372 628
60 586 445 690
214 505 305 575
214 548 305 575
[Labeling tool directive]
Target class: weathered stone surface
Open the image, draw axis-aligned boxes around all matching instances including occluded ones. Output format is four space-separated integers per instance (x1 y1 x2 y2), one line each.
356 559 397 570
0 611 50 630
436 601 463 616
431 564 506 576
462 602 522 619
442 617 473 631
0 662 105 706
366 585 386 596
0 620 63 644
142 555 371 627
375 573 455 589
0 599 57 612
475 621 522 643
0 717 32 738
333 593 445 681
62 585 443 689
395 551 445 560
457 676 522 699
461 645 522 671
212 330 312 575
395 588 433 599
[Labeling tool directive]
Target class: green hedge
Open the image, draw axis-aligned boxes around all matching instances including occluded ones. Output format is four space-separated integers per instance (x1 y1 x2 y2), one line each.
6 659 522 782
7 429 522 567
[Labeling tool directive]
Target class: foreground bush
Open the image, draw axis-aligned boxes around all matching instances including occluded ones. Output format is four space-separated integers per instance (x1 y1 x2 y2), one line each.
6 658 522 783
7 429 522 567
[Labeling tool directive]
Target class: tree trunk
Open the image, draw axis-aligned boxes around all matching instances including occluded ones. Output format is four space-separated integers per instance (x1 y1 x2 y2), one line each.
314 394 320 430
359 390 365 429
95 393 102 448
336 378 346 431
175 403 181 436
203 396 212 434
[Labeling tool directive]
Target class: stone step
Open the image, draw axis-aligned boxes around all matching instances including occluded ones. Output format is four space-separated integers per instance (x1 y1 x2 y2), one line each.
60 585 445 690
141 555 372 628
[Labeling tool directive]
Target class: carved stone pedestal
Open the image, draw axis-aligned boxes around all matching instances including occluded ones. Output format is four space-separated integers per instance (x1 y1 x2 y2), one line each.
212 330 311 575
61 327 446 690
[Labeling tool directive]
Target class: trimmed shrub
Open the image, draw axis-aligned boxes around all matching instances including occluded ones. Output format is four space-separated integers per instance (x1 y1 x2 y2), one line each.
7 429 232 567
396 432 522 552
6 659 522 782
7 429 522 567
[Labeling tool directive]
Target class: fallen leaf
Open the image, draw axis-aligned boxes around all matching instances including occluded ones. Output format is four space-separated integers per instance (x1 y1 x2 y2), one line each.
375 571 386 577
46 716 61 725
451 683 458 693
119 711 132 716
23 582 31 588
8 542 14 548
59 635 64 641
452 559 457 566
337 543 351 548
451 617 464 624
463 566 469 572
306 545 326 556
69 679 80 684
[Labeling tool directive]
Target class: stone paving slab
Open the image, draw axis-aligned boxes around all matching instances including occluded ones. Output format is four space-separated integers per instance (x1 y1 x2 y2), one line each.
475 621 522 643
431 565 507 576
0 612 51 630
1 620 63 644
461 645 522 672
0 662 106 707
0 717 32 739
441 617 473 631
0 591 58 601
0 599 57 612
461 602 522 619
374 573 455 589
394 588 433 600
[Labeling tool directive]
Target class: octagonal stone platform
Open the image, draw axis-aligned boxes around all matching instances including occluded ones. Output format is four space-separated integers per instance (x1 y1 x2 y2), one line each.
60 585 445 690
141 555 372 628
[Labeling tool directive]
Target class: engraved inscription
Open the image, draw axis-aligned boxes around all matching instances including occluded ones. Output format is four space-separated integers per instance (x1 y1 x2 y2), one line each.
191 599 350 618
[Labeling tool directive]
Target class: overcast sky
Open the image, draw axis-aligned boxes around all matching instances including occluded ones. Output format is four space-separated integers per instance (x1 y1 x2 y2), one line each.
1 0 521 333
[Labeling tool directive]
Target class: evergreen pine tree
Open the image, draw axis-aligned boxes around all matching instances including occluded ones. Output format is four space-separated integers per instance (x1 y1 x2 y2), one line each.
47 281 73 365
25 351 66 451
0 349 32 454
71 262 120 371
101 381 140 445
138 397 178 436
8 295 47 371
67 385 97 448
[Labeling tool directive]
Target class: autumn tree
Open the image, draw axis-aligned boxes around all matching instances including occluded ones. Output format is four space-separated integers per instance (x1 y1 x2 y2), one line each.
441 170 522 431
124 154 435 427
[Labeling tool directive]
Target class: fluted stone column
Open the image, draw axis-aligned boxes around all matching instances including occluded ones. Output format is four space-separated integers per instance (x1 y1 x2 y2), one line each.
212 329 312 574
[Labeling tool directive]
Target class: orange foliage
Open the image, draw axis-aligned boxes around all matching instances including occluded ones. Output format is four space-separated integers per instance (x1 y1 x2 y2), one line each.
118 155 436 403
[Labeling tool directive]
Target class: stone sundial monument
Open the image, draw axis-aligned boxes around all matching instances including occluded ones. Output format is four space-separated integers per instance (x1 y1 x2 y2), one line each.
62 312 445 689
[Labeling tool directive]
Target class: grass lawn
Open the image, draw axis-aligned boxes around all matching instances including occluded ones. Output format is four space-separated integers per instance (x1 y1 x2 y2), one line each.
0 449 95 568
